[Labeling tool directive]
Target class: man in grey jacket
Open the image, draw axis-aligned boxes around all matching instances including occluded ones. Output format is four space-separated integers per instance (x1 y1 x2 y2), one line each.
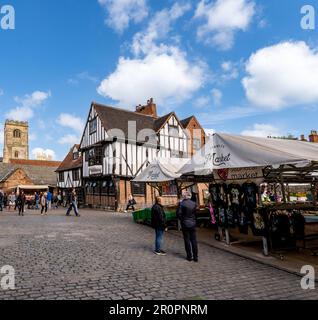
177 191 198 262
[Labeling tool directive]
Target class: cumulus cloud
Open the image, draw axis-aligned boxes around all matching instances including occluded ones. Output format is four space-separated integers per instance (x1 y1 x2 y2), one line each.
132 2 191 56
221 61 239 80
97 47 205 108
243 41 318 109
194 0 255 50
57 113 84 134
241 124 282 138
31 148 56 160
58 134 80 145
6 90 51 121
0 89 4 96
98 0 148 33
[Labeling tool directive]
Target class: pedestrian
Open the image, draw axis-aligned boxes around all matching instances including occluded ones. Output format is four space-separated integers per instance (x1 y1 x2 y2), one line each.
151 196 166 256
35 192 40 210
57 191 62 207
9 192 16 211
3 193 8 210
17 191 26 216
0 190 4 212
176 191 199 262
66 189 80 217
41 192 48 215
125 194 136 213
47 190 52 210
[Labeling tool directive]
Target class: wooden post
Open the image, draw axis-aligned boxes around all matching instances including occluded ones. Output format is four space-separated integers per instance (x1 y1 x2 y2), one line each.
263 237 269 256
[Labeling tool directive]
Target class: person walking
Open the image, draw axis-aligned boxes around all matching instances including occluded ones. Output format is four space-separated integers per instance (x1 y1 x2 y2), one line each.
35 192 40 210
9 192 16 211
57 191 62 207
41 192 48 216
151 197 166 256
0 190 4 212
177 191 199 262
17 191 26 216
3 193 8 210
66 189 80 217
47 190 52 210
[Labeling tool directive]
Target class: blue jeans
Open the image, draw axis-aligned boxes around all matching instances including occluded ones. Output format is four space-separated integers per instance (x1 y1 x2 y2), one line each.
66 201 79 216
155 229 164 252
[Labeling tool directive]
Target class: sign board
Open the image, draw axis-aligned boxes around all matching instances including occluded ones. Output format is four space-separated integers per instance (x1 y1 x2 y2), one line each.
214 167 264 184
89 165 103 176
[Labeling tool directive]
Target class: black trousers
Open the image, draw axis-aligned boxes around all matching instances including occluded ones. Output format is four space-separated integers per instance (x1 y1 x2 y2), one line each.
182 227 198 260
18 204 24 216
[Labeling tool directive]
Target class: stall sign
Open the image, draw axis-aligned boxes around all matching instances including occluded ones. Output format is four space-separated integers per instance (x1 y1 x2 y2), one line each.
215 167 264 184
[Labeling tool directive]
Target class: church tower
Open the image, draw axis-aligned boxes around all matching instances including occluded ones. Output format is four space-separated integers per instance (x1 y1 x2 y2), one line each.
3 120 29 163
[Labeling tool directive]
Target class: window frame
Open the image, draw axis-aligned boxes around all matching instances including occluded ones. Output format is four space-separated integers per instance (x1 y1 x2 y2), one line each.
89 118 97 135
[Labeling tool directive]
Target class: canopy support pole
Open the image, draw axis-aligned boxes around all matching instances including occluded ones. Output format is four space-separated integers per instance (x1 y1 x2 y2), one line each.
280 174 287 203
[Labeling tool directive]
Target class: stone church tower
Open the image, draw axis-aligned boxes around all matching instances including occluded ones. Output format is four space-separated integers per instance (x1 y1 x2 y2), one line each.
3 120 29 163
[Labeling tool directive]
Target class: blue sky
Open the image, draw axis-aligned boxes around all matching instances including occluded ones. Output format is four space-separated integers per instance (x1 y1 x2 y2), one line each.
0 0 318 160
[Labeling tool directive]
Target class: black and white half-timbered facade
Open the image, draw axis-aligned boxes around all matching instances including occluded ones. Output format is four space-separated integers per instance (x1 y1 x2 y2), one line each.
79 100 191 210
56 144 83 203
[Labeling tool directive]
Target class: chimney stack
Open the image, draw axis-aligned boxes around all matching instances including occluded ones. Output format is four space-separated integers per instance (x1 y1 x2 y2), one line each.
300 134 307 142
135 98 158 118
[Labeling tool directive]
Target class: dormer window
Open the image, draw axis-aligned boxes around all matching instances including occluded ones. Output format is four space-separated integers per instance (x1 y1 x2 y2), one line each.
14 151 19 158
73 152 79 160
13 129 21 138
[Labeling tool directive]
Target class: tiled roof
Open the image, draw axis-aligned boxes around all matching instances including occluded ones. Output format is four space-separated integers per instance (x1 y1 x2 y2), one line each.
9 159 62 167
93 103 180 140
0 163 59 186
180 116 194 129
56 145 82 172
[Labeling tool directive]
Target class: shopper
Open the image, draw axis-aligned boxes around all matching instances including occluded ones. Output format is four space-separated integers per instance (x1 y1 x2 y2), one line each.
8 192 16 211
57 191 62 207
47 190 52 210
66 189 80 217
17 191 26 216
125 194 136 213
0 190 4 212
3 193 8 210
41 192 48 215
177 191 198 262
151 197 166 256
35 192 40 210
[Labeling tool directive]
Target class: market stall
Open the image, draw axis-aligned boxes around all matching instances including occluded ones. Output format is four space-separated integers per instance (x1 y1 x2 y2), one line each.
132 158 190 227
178 133 318 256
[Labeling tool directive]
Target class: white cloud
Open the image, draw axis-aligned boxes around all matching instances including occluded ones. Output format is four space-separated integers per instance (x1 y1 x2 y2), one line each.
221 60 239 80
0 89 4 96
97 47 205 108
29 133 37 141
211 88 222 106
14 90 51 108
195 0 255 50
204 128 215 137
194 96 211 108
98 0 148 33
57 113 84 134
6 90 51 121
31 148 56 160
132 2 191 56
6 106 34 122
241 124 282 138
243 41 318 109
58 134 80 145
68 71 98 85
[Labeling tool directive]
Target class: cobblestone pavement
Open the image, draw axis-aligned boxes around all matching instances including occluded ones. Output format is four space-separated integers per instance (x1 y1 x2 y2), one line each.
0 208 317 300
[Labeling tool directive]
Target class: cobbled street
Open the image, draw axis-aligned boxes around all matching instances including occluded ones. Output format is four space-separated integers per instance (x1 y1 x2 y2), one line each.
0 209 317 300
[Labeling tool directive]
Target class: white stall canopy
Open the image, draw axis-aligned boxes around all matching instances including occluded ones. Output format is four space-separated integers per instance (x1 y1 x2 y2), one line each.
179 133 318 176
133 158 189 182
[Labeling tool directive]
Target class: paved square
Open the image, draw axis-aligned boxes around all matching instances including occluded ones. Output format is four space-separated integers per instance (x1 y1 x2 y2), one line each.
0 208 317 300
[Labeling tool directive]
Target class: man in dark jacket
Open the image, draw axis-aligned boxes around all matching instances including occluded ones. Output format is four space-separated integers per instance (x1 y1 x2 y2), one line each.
177 191 198 262
151 197 166 256
17 191 26 216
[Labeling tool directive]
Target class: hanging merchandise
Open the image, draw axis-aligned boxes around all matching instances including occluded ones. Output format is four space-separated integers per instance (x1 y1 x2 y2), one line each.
238 207 249 235
251 210 267 236
208 203 217 225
